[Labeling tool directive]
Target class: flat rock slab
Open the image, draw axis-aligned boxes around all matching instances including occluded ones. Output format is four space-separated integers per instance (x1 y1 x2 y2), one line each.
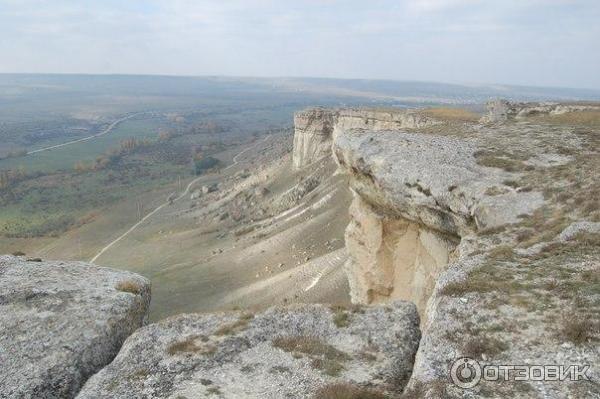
77 302 420 399
0 255 150 399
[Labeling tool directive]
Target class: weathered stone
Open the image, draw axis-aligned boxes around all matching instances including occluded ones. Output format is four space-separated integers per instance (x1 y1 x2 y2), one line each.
0 255 150 399
77 302 420 399
292 107 440 169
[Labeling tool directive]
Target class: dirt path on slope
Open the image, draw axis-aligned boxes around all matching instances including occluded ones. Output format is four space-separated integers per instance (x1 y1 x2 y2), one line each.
90 135 271 263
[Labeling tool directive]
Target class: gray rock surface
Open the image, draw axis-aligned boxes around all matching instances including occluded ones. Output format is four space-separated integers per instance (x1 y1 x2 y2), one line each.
0 255 150 399
334 129 542 236
559 221 600 241
77 302 420 399
481 99 600 123
292 107 440 169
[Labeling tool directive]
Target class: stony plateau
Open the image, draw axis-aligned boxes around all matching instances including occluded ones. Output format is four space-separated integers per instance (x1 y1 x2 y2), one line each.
77 302 420 398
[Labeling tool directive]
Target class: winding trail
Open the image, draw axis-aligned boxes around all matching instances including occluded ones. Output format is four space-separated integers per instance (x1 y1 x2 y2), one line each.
27 113 144 156
90 135 270 263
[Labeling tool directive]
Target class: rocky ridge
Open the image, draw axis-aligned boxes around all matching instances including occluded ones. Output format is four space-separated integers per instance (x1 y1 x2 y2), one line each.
323 102 600 398
293 107 440 169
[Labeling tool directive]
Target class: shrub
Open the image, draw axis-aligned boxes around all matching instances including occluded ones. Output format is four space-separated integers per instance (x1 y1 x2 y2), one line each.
194 156 220 175
560 316 598 345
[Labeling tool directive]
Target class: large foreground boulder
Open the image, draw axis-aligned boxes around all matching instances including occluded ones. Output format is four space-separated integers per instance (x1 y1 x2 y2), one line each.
77 302 420 398
0 255 151 398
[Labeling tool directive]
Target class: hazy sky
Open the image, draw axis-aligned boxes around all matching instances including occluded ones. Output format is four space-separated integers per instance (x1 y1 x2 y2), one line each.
1 0 599 89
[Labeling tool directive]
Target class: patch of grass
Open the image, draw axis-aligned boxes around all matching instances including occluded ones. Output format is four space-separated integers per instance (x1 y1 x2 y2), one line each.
440 259 525 297
420 107 480 123
115 280 143 295
535 110 600 127
272 336 351 376
474 149 534 173
311 358 346 377
313 383 389 399
571 231 600 246
272 336 349 360
167 335 216 356
560 315 599 345
330 304 365 328
462 335 509 359
517 207 571 247
333 311 351 328
213 313 253 336
484 186 506 196
487 245 516 261
206 386 222 396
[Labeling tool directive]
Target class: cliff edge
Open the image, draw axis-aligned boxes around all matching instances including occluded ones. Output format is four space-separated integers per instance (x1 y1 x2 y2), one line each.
327 102 600 398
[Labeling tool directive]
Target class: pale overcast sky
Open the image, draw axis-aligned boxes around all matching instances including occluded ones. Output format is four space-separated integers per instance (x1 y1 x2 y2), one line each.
1 0 599 89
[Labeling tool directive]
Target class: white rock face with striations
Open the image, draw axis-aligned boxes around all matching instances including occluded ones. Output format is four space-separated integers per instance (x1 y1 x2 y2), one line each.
0 256 150 399
333 127 542 315
292 107 440 169
292 108 337 169
77 302 420 399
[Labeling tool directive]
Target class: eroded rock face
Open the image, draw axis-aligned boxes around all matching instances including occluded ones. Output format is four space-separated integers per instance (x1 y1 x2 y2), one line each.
292 107 440 169
77 302 420 399
0 255 150 399
344 196 458 314
292 108 337 169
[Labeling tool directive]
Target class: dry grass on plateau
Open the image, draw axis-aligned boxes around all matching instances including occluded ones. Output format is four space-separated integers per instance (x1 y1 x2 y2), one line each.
421 107 480 122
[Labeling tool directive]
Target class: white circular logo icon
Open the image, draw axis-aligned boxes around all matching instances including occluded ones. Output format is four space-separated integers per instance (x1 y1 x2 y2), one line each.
450 357 482 389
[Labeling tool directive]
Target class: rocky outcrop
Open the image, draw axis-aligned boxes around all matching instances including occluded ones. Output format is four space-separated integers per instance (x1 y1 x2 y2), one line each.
333 127 542 313
292 107 440 169
77 302 420 399
0 256 150 399
292 108 337 169
330 104 600 397
481 99 600 122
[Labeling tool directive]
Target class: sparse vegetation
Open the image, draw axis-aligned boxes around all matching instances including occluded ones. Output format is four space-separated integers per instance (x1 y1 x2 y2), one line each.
333 312 350 328
560 315 598 345
532 110 600 127
474 150 534 172
313 383 389 399
462 335 509 359
272 336 350 376
167 335 216 356
421 107 480 123
194 155 220 175
115 280 143 295
213 313 254 336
